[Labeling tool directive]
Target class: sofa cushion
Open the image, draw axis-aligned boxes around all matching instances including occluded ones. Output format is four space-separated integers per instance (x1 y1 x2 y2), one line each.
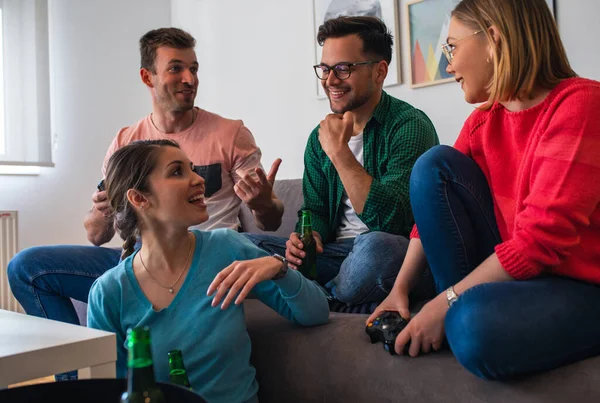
244 299 600 403
239 178 303 238
73 299 87 326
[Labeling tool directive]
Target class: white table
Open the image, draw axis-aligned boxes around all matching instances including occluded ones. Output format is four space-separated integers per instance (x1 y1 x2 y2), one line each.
0 309 116 389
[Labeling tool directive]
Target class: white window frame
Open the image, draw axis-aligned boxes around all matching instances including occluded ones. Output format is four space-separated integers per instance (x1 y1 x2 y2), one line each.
0 0 52 175
0 5 5 157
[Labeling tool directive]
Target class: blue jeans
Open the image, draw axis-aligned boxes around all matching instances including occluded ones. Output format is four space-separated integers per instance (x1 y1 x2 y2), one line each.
410 145 600 380
7 245 122 380
243 231 435 306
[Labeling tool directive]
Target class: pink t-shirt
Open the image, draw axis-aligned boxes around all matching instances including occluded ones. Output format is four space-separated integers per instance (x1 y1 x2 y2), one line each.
102 107 263 231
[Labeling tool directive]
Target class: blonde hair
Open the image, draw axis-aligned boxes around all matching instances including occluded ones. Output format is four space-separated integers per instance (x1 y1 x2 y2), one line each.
452 0 576 108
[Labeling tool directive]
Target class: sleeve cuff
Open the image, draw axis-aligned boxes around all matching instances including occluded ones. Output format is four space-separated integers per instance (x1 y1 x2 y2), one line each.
495 240 544 280
272 269 303 299
361 182 381 226
410 225 420 239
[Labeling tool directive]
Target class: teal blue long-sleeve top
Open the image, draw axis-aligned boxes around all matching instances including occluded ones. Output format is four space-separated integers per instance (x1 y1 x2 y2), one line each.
87 229 330 403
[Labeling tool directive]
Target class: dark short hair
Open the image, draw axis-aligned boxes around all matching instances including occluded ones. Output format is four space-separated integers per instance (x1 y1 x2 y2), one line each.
139 27 196 73
317 16 393 64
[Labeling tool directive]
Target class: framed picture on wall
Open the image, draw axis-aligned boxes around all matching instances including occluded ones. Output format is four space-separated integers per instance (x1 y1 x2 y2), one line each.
406 0 459 89
312 0 401 98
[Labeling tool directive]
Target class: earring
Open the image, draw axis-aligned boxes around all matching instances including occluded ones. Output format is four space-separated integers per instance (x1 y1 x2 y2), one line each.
486 57 490 63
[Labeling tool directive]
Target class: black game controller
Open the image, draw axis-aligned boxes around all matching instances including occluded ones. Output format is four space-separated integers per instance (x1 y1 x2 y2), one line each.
97 179 105 192
366 311 410 355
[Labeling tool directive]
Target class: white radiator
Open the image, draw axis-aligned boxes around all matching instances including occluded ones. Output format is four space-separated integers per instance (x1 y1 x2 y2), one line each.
0 211 23 313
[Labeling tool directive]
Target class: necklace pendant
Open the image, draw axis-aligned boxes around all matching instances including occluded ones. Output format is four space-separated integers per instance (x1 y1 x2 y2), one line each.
169 288 174 294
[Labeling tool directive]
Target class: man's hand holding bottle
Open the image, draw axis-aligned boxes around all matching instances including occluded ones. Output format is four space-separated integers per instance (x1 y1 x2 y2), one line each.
285 231 323 270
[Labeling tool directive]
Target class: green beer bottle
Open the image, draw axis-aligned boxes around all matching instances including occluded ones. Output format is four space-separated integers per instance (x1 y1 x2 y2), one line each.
120 326 165 403
297 209 318 280
168 349 193 390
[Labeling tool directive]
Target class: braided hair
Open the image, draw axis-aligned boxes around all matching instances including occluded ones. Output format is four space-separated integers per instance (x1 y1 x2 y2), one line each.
104 139 181 259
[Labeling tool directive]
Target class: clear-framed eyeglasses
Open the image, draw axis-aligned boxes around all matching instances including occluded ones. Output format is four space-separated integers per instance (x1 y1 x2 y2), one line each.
441 30 483 64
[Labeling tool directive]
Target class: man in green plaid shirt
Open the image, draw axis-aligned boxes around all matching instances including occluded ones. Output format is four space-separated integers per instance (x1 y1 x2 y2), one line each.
245 16 438 311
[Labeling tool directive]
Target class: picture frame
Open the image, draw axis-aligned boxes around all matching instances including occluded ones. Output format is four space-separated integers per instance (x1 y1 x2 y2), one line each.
406 0 458 89
312 0 401 98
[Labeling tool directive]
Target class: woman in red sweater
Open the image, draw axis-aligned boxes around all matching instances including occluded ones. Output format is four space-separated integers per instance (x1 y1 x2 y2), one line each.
369 0 600 379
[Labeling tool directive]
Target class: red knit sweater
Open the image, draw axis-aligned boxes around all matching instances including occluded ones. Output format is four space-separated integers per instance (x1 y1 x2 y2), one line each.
411 78 600 283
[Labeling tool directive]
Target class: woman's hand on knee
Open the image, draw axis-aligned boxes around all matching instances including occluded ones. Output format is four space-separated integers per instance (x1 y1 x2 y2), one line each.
207 256 282 309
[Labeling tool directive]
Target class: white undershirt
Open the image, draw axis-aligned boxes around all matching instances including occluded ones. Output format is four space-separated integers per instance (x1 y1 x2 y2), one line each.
336 132 369 240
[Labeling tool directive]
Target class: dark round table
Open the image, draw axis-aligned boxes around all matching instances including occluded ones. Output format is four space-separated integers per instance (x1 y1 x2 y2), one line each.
0 378 207 402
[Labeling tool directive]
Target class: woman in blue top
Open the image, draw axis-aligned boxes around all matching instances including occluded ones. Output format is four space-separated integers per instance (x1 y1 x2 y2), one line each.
87 139 329 403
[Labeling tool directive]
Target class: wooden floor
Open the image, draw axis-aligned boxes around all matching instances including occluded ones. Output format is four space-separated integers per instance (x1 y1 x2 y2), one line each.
8 375 55 388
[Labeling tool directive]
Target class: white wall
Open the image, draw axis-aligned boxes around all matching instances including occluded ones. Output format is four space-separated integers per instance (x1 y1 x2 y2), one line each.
172 0 472 180
171 0 600 180
556 1 598 81
0 0 598 251
0 0 171 249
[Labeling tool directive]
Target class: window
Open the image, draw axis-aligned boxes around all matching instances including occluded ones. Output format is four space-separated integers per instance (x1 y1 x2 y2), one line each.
0 0 52 169
0 7 5 156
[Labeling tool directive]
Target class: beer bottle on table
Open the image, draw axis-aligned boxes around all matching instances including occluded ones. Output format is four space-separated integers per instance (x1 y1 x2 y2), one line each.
168 349 193 390
120 326 165 403
297 209 318 280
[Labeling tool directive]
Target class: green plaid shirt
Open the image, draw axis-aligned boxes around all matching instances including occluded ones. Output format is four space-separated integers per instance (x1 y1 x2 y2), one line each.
296 91 439 242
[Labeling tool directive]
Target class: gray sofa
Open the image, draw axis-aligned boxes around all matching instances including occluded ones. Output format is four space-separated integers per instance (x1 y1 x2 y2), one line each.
75 179 600 402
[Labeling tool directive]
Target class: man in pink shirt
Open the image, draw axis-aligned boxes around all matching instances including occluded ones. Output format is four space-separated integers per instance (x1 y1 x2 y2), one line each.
8 27 283 381
87 27 283 243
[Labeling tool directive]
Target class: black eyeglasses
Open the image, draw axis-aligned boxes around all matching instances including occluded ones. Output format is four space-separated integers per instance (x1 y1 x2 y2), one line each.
313 61 380 80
